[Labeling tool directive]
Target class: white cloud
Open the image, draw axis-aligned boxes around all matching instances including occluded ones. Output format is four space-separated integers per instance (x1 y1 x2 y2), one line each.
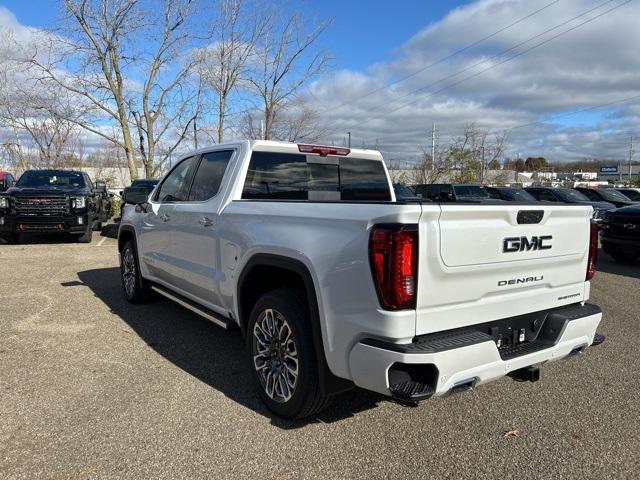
309 0 640 163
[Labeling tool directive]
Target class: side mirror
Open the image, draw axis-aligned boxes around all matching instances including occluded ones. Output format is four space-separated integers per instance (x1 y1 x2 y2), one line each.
94 180 107 193
123 187 149 205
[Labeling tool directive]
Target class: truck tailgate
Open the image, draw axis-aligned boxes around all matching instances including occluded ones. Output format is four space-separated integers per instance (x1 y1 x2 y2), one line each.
416 203 593 336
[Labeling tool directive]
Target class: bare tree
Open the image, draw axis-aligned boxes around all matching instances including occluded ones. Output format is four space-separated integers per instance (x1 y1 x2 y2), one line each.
199 0 267 143
448 123 508 184
0 28 87 170
24 0 202 180
246 10 331 140
241 98 331 142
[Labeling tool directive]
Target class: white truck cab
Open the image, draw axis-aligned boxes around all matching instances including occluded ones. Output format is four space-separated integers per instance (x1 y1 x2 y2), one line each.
119 140 603 419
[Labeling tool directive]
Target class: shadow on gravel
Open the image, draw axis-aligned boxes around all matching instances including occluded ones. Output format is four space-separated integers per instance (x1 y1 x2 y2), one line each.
76 267 385 428
596 247 640 279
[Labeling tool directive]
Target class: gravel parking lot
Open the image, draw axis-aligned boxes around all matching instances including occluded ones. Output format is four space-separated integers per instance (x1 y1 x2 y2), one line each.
1 231 638 479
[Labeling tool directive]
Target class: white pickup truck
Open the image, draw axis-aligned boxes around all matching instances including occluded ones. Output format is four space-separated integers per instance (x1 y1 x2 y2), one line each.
118 140 603 419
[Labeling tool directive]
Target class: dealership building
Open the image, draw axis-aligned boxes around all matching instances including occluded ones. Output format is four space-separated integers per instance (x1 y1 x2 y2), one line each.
598 164 640 181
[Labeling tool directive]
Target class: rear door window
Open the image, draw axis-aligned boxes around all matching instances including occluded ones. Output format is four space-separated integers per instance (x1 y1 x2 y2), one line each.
242 151 390 201
188 150 233 201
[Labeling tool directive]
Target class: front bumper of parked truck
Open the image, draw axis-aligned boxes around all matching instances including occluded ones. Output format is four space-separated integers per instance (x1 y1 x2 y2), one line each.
0 214 89 235
348 303 602 403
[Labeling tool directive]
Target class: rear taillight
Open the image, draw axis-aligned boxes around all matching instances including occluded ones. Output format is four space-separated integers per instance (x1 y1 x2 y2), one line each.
369 225 418 310
586 220 598 280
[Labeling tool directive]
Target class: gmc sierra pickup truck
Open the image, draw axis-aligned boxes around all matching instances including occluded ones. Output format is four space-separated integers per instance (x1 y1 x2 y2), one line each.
0 170 111 243
119 141 603 419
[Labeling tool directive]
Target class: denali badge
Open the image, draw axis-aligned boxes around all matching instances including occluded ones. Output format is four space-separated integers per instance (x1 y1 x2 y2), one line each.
498 275 544 287
503 235 552 252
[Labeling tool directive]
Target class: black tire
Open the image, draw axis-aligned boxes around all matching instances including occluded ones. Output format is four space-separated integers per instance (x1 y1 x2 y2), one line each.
92 221 103 232
76 225 93 243
247 288 331 419
120 239 152 303
611 250 638 263
0 234 18 245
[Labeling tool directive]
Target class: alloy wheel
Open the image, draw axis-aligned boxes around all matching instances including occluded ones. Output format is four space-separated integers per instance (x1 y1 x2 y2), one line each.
122 247 137 297
252 308 299 403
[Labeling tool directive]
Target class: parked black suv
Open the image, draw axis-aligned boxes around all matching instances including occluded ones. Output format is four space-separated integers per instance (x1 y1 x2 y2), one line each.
525 187 615 220
601 205 640 262
574 187 637 208
485 186 538 202
615 188 640 202
413 183 494 202
0 170 111 243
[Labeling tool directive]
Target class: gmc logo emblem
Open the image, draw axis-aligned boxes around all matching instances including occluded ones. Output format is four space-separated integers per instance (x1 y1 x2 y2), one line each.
27 198 51 205
503 235 552 252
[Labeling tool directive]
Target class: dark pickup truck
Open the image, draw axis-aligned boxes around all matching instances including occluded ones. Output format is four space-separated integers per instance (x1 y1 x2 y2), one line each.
0 169 111 243
601 205 640 262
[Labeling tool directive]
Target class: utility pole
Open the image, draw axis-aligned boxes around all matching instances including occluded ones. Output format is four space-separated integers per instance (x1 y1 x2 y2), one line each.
629 136 634 182
481 146 486 185
347 131 351 148
431 123 436 171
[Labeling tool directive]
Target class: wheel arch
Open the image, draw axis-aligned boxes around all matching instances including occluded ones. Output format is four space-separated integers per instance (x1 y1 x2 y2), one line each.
117 224 136 253
237 253 353 396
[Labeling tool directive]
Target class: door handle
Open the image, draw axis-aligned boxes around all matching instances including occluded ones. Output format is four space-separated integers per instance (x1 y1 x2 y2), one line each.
160 213 170 222
199 216 214 227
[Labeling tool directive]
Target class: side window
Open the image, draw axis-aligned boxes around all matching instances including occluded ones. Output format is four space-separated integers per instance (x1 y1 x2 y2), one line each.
155 156 195 202
538 190 557 202
440 185 454 200
581 190 597 201
188 150 233 201
84 174 94 190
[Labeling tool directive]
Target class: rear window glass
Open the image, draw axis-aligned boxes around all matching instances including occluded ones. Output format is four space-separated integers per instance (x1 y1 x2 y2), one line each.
453 185 489 199
242 151 391 201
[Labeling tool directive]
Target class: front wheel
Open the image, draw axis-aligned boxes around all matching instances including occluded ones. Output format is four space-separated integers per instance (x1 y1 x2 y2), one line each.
247 288 331 419
0 234 18 245
120 240 151 303
76 225 93 243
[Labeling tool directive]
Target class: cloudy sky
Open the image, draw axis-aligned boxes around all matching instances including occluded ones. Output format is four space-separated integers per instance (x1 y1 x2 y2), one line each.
2 0 640 165
305 0 640 165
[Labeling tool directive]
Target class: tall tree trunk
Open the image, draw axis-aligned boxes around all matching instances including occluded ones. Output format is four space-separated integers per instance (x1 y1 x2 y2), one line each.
123 129 138 182
217 94 226 144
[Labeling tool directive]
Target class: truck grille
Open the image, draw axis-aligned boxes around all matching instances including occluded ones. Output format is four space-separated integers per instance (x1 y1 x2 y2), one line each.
13 195 69 216
608 215 640 237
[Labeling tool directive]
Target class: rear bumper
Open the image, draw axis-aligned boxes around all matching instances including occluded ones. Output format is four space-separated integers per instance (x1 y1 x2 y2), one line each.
0 214 89 234
348 303 601 399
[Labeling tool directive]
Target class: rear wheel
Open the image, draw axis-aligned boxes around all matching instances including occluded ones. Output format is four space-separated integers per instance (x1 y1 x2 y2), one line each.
247 288 331 419
120 240 151 303
92 221 103 231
